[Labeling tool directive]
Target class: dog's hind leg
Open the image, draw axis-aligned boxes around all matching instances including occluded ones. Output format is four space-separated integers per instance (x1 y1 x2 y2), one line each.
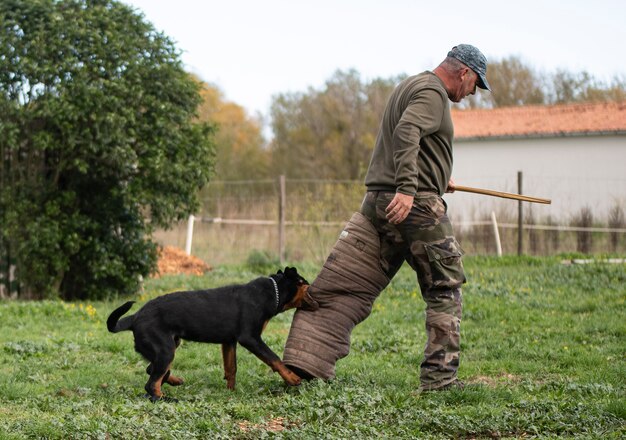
147 362 184 387
164 371 184 386
163 337 184 386
143 340 177 401
221 342 237 390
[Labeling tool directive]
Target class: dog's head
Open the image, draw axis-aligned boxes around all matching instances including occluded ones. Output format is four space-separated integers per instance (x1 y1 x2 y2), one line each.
274 267 319 312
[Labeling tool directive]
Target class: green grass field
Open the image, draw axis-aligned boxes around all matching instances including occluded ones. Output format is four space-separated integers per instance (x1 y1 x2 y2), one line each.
1 257 624 439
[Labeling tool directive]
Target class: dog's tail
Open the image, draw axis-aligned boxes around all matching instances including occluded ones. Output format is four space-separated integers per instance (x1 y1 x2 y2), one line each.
107 301 135 333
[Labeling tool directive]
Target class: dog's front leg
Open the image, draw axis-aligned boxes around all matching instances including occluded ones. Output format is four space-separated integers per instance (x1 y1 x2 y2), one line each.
221 342 237 390
238 336 301 386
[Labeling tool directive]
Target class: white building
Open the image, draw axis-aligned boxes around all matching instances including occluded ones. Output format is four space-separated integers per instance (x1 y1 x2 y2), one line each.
446 101 626 223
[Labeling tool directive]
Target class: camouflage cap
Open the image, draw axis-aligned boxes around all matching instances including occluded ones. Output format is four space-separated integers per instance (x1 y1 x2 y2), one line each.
447 44 490 91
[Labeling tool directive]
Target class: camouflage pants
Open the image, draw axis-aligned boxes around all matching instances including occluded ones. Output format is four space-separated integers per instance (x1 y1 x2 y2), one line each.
360 191 465 390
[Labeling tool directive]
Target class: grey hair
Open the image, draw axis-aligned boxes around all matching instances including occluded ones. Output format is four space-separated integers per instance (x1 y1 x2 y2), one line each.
440 56 467 73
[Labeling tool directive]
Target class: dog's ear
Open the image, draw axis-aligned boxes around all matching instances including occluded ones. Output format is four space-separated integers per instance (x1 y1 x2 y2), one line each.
285 267 308 285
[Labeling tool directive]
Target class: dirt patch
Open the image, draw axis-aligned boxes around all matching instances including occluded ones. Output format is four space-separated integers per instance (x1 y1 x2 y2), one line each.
153 246 211 277
238 417 296 433
472 373 521 387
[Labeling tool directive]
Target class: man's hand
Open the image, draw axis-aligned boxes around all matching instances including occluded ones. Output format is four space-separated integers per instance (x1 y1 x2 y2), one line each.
446 178 456 193
385 193 414 224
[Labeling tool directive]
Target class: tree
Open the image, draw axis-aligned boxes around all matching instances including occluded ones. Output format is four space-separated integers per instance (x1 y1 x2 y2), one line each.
270 70 398 180
458 56 546 109
196 82 269 180
0 0 215 299
459 56 626 109
550 70 626 104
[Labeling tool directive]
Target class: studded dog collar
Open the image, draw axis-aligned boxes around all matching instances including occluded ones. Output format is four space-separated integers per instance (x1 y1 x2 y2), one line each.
269 277 280 312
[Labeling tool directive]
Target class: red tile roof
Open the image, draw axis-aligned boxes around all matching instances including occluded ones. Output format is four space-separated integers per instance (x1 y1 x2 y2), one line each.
451 101 626 140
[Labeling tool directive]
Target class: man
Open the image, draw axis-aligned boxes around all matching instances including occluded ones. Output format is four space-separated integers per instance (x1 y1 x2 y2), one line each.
284 44 490 391
360 44 490 391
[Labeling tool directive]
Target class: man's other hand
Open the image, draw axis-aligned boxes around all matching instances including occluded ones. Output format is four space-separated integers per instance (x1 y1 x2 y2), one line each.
446 178 456 193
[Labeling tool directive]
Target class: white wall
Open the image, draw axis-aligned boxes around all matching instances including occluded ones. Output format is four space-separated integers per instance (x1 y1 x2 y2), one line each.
444 135 626 224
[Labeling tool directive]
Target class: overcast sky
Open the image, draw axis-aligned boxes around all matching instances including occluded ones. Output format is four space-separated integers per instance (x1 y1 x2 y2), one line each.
122 0 625 118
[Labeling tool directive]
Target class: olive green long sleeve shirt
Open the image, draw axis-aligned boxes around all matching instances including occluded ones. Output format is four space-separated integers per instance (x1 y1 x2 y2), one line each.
364 71 454 196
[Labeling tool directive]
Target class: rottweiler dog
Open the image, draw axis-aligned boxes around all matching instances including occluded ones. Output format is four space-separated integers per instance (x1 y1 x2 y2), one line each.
107 267 318 401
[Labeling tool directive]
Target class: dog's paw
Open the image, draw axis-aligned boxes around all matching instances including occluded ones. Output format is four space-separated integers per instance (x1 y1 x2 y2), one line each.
284 372 302 387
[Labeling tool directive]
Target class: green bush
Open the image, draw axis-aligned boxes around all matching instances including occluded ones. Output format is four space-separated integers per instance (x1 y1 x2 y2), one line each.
0 0 215 299
246 249 280 273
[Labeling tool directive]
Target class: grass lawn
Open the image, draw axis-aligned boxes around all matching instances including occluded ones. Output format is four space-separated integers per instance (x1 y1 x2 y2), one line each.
1 256 624 439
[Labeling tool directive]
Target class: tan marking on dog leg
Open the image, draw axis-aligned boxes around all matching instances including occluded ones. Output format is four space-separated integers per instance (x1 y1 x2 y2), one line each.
151 378 164 400
270 359 301 386
147 362 174 400
221 343 237 390
165 374 184 386
163 344 183 386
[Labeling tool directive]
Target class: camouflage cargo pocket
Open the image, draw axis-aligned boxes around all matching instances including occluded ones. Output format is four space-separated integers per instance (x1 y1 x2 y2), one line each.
423 240 466 289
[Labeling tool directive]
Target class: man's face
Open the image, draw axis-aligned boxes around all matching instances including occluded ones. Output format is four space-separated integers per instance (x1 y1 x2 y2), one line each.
450 68 479 102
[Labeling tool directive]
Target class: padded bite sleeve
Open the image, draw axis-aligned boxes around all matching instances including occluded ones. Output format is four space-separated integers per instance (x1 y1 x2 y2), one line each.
283 212 390 379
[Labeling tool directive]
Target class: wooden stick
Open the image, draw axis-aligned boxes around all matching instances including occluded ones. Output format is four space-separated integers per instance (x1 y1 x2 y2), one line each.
454 185 551 204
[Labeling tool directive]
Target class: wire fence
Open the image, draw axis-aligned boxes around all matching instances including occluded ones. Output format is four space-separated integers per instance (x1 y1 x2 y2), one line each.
154 177 626 265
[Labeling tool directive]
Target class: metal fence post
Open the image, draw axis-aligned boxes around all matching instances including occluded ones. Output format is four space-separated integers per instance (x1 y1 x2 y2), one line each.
278 175 286 263
518 171 523 256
